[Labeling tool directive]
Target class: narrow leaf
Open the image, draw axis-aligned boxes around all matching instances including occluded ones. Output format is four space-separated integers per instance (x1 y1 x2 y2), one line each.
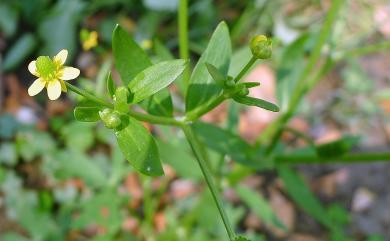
193 122 260 168
233 95 279 112
315 136 359 158
74 107 101 122
205 63 225 87
128 59 187 103
106 72 115 97
186 22 232 112
115 118 163 176
242 82 260 88
236 185 287 230
277 165 334 229
112 25 152 84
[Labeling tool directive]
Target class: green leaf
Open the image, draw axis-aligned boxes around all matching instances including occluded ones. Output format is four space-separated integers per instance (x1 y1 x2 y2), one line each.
3 33 37 71
205 63 226 87
186 21 232 112
112 25 152 84
233 236 252 241
236 185 287 230
315 136 359 158
106 72 115 97
115 117 163 176
193 122 260 168
74 107 101 122
277 165 334 229
153 38 174 61
157 140 202 180
242 82 260 88
62 121 94 152
233 95 279 112
38 0 85 59
142 89 173 117
114 87 130 113
128 59 187 103
276 34 310 111
0 2 18 38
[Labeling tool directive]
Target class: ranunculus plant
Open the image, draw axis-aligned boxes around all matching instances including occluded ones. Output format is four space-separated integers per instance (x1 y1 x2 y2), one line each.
26 0 390 240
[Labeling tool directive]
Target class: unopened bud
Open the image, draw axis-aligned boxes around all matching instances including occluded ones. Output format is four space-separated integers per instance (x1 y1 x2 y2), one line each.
250 35 272 59
99 108 121 129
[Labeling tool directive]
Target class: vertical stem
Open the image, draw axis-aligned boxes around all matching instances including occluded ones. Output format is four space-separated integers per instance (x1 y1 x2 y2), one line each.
256 0 344 152
181 124 236 240
178 0 190 88
234 56 257 83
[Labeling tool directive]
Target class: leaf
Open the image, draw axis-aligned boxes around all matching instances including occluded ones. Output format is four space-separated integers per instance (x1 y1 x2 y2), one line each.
157 140 202 180
38 0 85 59
276 34 310 111
3 33 37 71
114 87 129 113
128 59 187 103
115 117 163 176
112 25 152 84
186 22 232 112
277 165 334 229
242 82 260 88
193 122 260 168
106 72 115 97
315 136 359 158
0 2 18 38
233 236 252 241
143 89 173 117
205 63 226 87
233 95 279 112
61 121 94 152
74 107 101 122
153 38 174 61
236 185 287 230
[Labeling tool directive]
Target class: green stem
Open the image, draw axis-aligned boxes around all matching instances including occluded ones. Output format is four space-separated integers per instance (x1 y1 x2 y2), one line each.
181 125 236 240
234 56 257 83
178 0 190 88
65 82 113 108
185 94 227 121
66 82 184 126
256 0 344 153
275 152 390 164
339 41 390 59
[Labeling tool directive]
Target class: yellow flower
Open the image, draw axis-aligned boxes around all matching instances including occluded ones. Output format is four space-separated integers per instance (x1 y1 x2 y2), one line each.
81 30 98 51
28 49 80 100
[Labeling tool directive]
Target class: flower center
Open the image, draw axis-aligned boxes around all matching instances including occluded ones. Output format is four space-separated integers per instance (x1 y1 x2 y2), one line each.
36 56 60 81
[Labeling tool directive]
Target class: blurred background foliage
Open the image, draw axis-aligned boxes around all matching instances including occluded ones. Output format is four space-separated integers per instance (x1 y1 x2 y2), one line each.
0 0 390 241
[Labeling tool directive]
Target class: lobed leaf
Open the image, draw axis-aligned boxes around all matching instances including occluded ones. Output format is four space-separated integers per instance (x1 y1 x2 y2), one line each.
115 117 163 176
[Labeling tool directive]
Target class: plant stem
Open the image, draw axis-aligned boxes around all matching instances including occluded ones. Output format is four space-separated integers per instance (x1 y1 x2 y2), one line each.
256 0 344 153
178 0 190 88
185 94 227 121
65 82 113 108
66 82 184 126
275 151 390 164
181 124 236 240
234 56 257 83
339 41 390 59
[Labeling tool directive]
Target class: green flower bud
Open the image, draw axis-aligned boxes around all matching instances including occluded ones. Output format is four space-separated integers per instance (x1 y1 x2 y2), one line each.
250 35 272 59
99 108 122 129
225 76 235 88
238 87 249 96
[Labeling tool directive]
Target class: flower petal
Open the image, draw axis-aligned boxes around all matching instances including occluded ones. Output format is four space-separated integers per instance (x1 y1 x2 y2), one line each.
61 67 80 80
28 61 39 76
54 49 68 65
47 80 62 100
28 78 45 96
